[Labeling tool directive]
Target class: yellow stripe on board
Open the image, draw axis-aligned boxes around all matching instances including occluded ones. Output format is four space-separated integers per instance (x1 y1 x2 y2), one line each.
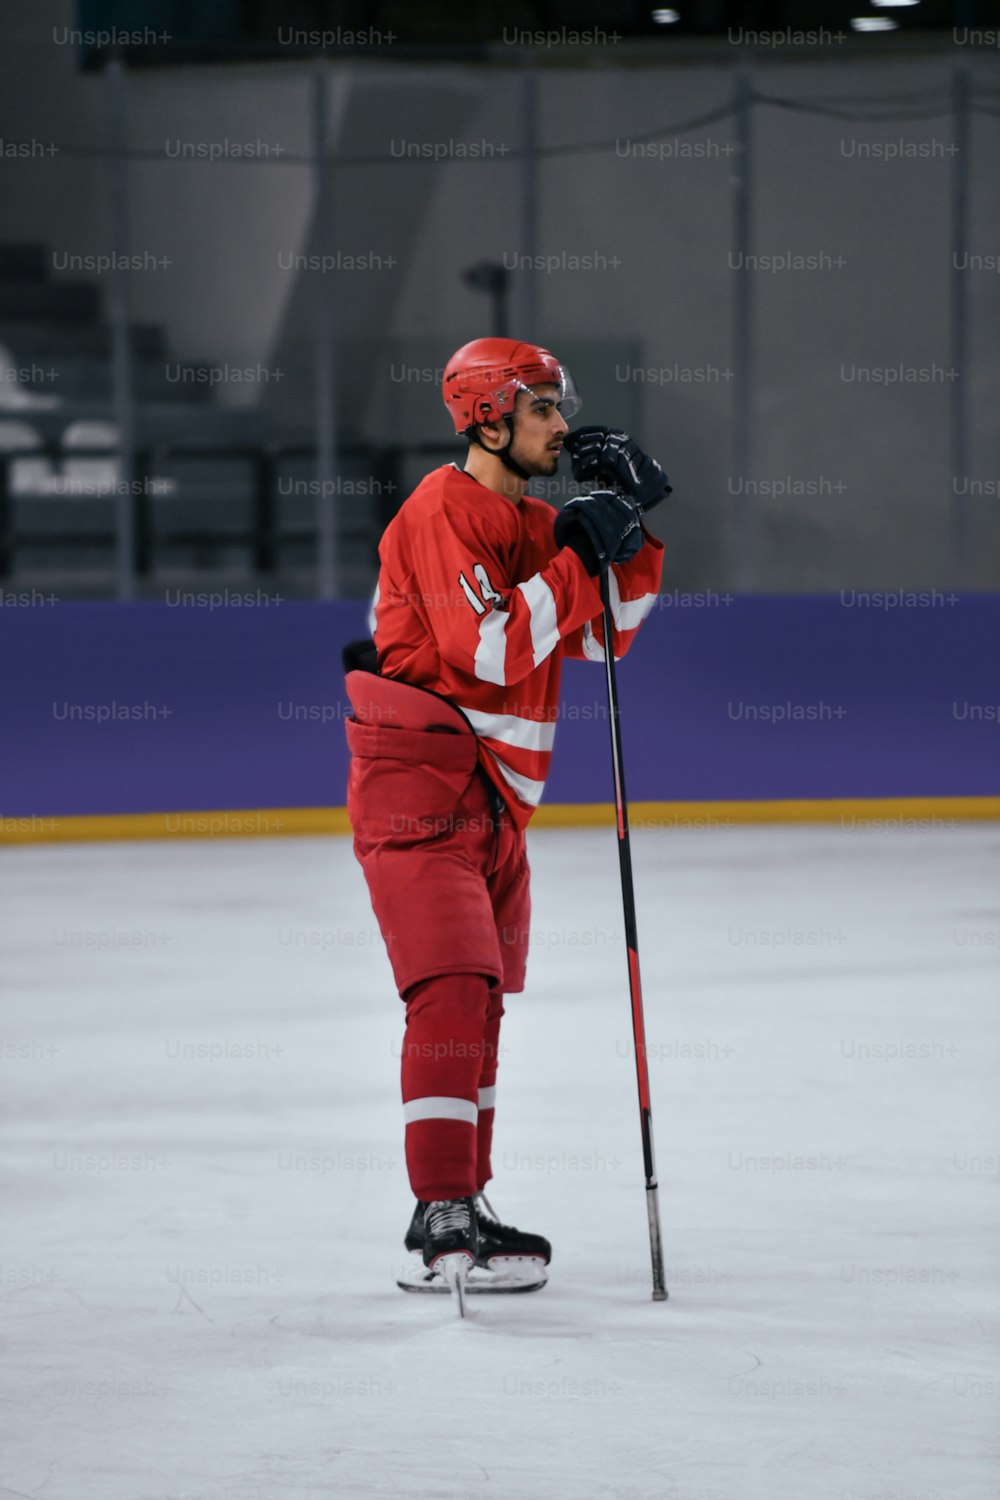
533 797 1000 829
1 797 997 845
0 807 353 845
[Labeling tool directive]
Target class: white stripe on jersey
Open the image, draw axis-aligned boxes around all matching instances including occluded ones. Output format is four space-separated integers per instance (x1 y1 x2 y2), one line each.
516 574 560 667
607 569 658 631
403 1095 478 1126
474 607 509 685
367 581 380 637
491 756 546 808
456 705 556 755
478 1086 497 1111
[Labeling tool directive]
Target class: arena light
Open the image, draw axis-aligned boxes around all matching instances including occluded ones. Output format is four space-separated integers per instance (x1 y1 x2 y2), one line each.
651 9 681 22
851 16 900 30
872 1 919 6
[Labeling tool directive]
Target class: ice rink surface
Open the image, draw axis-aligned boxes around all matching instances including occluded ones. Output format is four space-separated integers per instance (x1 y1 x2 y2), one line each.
2 822 998 1500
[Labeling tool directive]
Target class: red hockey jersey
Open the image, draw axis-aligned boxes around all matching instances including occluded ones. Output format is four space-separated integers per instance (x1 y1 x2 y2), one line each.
370 464 664 829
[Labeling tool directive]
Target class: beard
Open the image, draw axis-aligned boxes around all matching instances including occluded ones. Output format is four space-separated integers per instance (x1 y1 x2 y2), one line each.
514 445 562 478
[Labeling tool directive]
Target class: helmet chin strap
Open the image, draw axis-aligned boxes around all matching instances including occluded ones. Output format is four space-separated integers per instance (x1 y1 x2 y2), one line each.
470 416 531 481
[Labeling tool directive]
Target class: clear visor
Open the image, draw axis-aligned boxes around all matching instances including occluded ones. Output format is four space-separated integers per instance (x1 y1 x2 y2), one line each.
510 365 582 422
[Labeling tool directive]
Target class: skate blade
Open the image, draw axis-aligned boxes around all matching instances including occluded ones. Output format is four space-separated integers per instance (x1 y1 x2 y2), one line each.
396 1253 547 1296
435 1251 472 1317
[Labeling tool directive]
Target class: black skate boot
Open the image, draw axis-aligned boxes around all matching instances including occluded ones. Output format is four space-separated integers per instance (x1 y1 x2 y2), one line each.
403 1194 550 1280
472 1193 551 1270
420 1198 479 1316
420 1198 479 1269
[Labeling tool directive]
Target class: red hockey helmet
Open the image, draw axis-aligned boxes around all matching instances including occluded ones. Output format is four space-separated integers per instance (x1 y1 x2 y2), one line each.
442 337 581 435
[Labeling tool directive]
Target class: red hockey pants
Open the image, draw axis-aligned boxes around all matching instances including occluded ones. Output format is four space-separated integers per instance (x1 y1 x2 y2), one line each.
345 672 530 1200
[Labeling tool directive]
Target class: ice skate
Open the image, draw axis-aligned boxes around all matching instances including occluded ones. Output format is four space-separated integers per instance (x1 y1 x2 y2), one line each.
398 1193 549 1296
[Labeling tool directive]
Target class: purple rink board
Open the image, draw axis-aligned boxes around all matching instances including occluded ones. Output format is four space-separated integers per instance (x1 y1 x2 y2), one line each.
2 596 997 819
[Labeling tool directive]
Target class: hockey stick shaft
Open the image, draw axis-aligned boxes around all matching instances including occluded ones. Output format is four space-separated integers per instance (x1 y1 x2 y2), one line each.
599 564 668 1301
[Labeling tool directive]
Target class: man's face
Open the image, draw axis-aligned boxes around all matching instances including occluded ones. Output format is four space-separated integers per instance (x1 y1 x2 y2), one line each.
505 383 569 476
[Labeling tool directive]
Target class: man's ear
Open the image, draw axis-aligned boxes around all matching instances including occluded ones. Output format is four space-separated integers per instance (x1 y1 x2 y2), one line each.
475 419 510 454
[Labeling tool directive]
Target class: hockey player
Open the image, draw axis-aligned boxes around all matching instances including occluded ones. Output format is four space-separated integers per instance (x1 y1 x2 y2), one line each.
343 338 669 1305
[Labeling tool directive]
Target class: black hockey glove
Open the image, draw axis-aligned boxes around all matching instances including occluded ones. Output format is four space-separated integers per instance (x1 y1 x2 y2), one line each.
565 426 672 514
553 490 644 576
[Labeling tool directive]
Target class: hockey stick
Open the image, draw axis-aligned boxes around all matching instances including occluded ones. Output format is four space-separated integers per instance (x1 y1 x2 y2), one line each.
598 560 668 1302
